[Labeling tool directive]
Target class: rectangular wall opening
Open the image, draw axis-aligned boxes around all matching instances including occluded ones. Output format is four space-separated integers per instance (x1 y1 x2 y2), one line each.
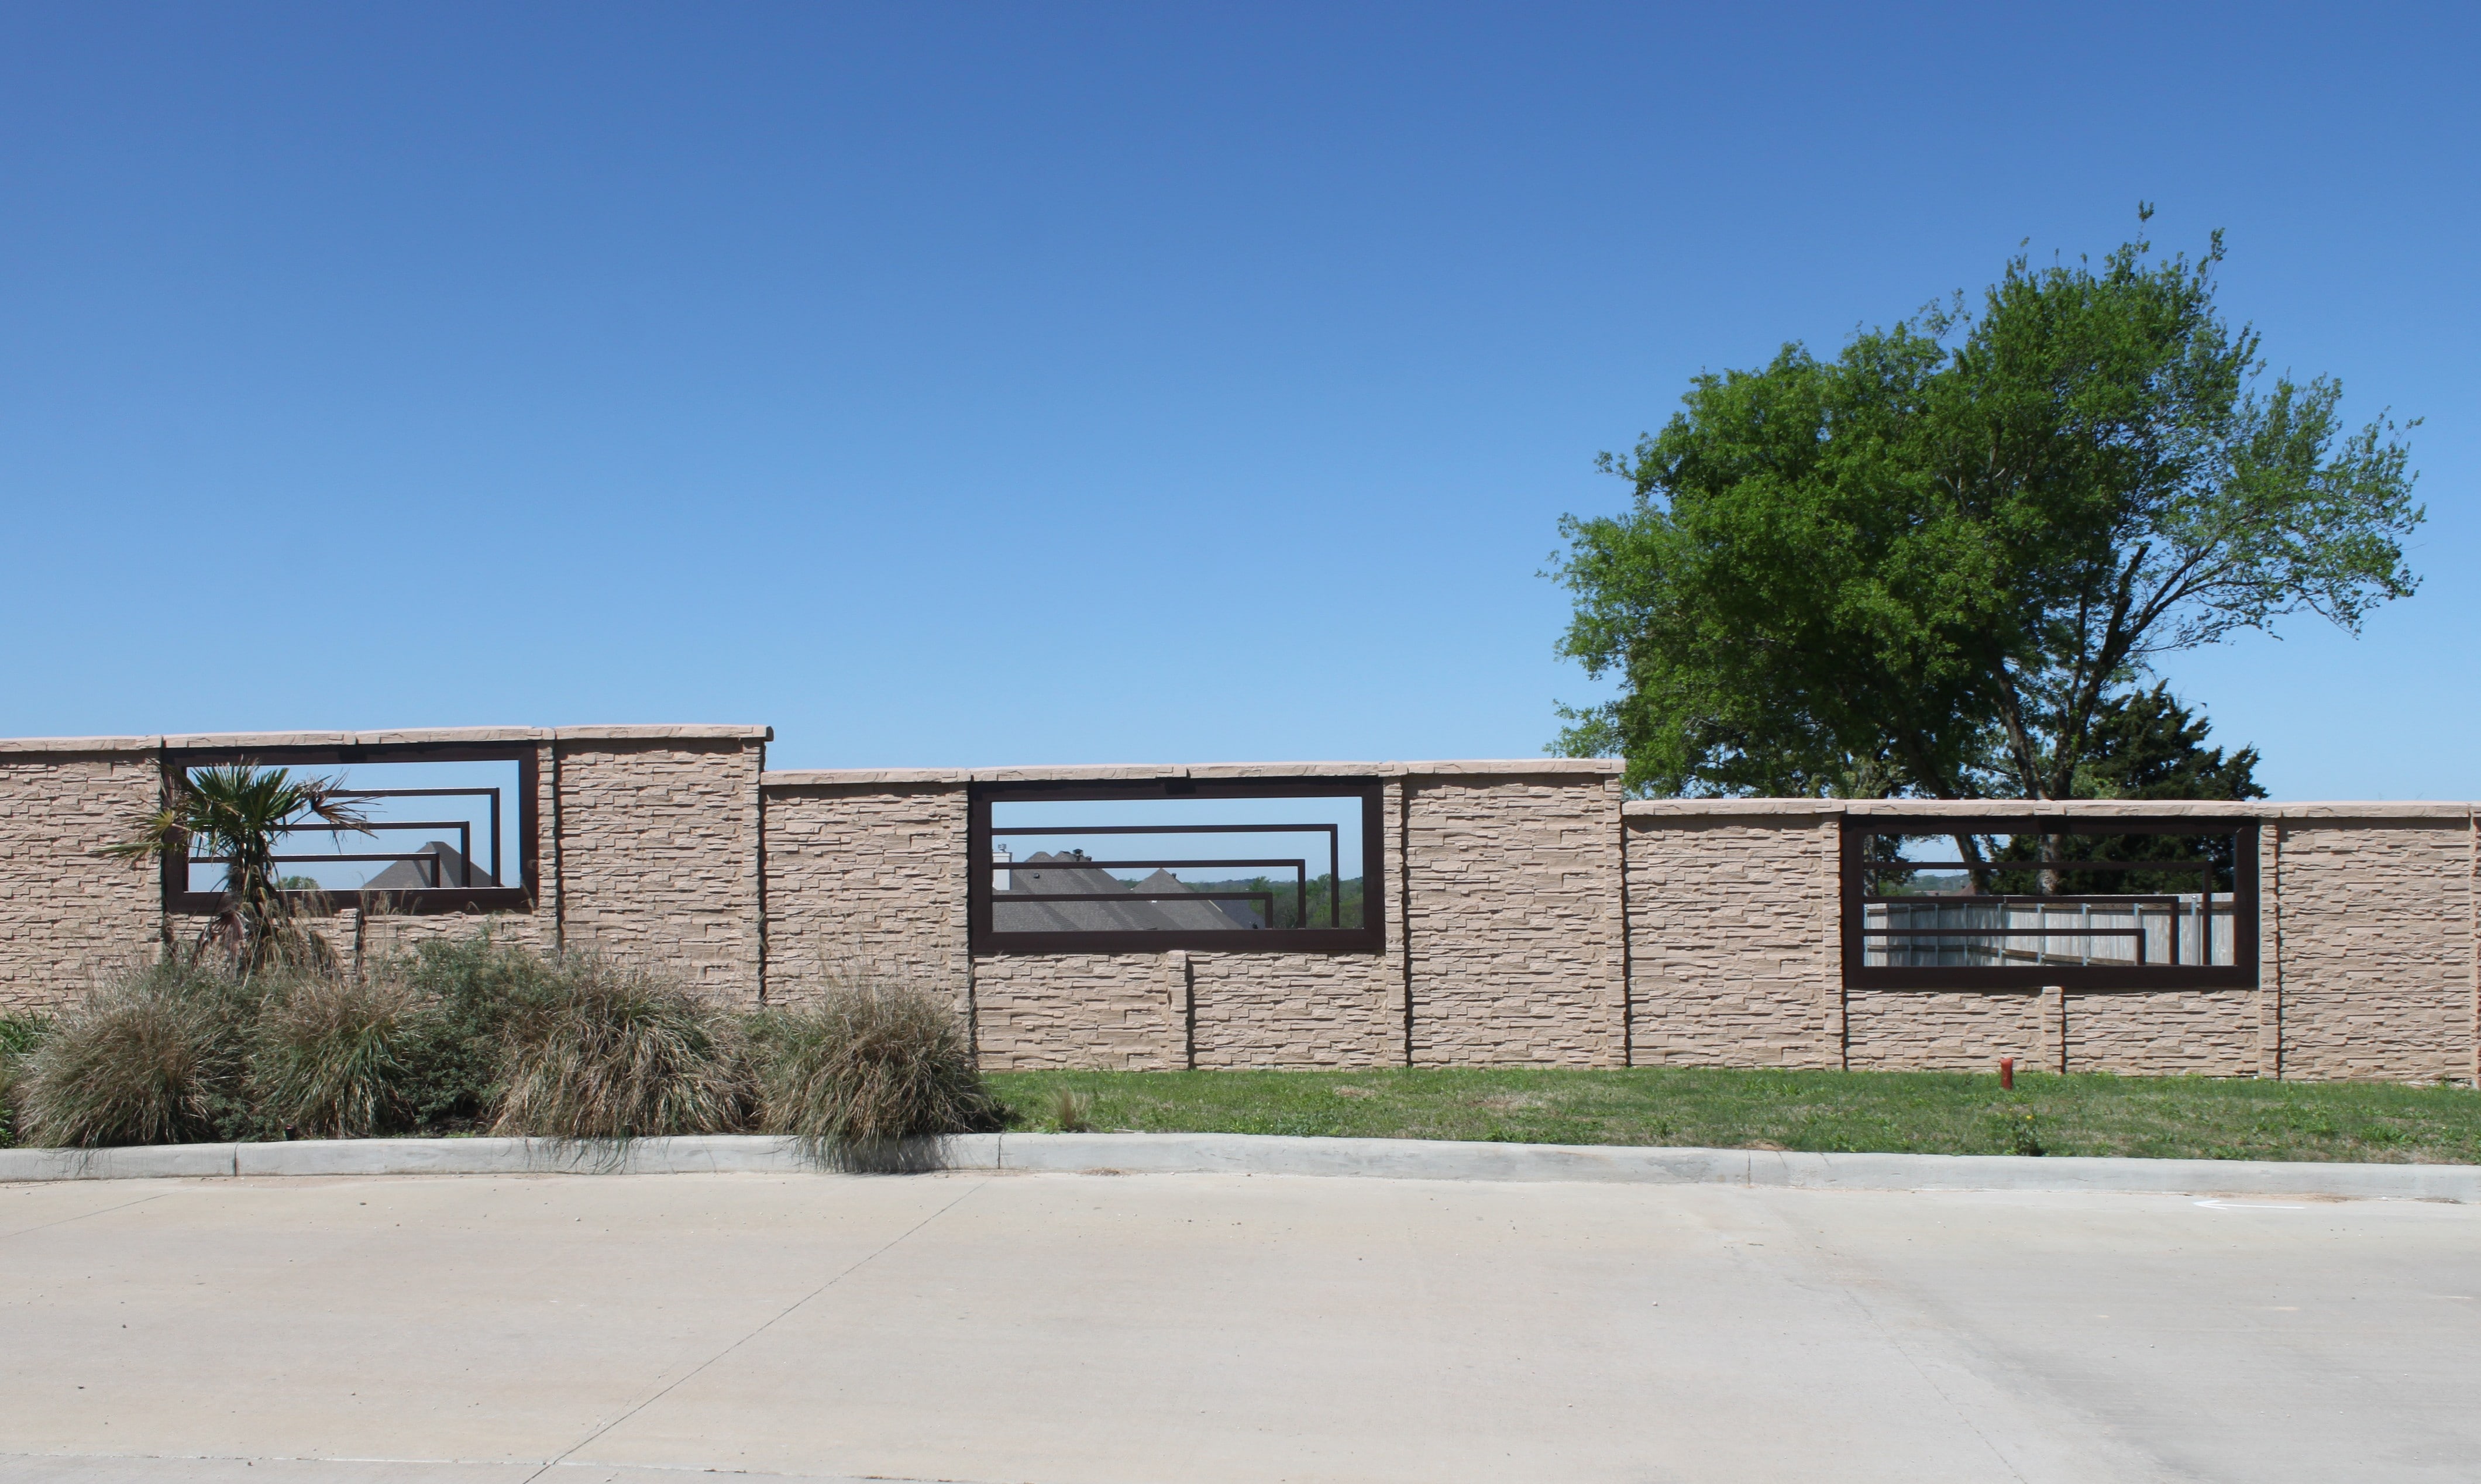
969 778 1384 953
162 742 536 914
1840 816 2258 990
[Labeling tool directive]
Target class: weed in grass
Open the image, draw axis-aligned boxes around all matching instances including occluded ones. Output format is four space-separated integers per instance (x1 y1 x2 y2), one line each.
751 979 998 1155
491 956 750 1139
2000 1105 2046 1157
1051 1087 1096 1133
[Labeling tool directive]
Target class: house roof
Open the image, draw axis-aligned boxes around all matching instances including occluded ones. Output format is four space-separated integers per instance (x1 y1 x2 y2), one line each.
993 852 1265 933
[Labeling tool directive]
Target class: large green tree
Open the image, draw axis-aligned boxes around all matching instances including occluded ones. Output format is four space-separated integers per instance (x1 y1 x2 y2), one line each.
1555 214 2421 800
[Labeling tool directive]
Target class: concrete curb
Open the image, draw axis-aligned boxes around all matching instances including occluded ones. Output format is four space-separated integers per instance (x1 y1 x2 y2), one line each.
2 1132 2472 1200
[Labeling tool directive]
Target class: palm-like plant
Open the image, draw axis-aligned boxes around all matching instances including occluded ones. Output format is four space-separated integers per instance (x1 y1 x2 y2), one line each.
104 765 370 975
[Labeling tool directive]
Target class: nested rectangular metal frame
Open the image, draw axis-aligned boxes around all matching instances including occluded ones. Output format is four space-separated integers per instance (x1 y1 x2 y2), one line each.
1839 815 2259 991
161 740 539 915
969 776 1386 955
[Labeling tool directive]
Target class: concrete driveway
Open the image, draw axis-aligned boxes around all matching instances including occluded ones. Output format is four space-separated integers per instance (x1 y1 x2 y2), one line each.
1 1169 2474 1483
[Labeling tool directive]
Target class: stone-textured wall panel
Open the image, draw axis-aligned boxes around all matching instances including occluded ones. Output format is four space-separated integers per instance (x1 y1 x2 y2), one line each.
761 783 968 1007
0 754 164 1008
1189 951 1399 1068
972 953 1185 1069
2276 820 2472 1082
1843 990 2046 1070
2064 991 2257 1076
1406 776 1623 1066
1624 814 1839 1068
555 739 763 1003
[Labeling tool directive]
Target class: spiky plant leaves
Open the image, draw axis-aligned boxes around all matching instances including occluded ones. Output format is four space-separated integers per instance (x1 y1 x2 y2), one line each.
99 764 369 976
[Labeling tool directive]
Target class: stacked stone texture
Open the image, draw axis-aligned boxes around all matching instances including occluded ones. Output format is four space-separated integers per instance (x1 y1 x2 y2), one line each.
0 751 162 1009
1189 951 1401 1067
1405 776 1624 1066
759 782 970 1008
2061 990 2257 1076
1624 812 1840 1068
973 952 1186 1069
2273 819 2473 1081
553 739 763 1002
1842 990 2049 1070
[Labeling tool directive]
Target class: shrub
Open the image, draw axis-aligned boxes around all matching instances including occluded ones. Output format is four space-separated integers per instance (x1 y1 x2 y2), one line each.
390 934 565 1131
249 973 423 1138
19 964 257 1148
752 979 999 1155
0 1014 51 1148
491 956 749 1139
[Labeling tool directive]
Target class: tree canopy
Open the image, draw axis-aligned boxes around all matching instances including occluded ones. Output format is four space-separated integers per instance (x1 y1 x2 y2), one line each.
1554 214 2421 799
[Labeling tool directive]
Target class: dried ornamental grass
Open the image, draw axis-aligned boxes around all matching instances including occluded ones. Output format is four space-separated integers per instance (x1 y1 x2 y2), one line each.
250 973 423 1138
20 965 250 1148
753 979 1000 1154
491 957 750 1139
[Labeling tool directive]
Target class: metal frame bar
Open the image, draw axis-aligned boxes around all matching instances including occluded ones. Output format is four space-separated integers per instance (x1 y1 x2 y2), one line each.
994 890 1280 927
1838 816 2259 991
995 857 1309 925
971 777 1385 955
992 824 1341 925
161 742 538 915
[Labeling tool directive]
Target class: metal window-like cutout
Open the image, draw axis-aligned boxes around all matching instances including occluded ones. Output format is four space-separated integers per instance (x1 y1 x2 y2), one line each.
969 777 1385 954
160 741 539 915
1839 816 2259 991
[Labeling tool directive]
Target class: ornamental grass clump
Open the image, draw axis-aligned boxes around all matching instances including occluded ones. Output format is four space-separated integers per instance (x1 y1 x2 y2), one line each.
752 979 999 1157
19 963 255 1148
249 973 424 1139
491 956 749 1139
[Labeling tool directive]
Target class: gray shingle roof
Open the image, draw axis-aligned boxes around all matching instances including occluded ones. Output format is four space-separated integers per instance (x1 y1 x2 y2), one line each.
993 852 1264 933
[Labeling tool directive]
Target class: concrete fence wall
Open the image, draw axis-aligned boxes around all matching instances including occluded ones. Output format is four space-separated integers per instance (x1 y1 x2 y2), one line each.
1 727 2473 1083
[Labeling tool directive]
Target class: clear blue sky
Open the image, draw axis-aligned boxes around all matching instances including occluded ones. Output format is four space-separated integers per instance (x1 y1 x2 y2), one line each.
3 3 2471 798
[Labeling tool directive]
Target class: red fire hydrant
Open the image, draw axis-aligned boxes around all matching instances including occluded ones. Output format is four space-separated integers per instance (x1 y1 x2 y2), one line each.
2000 1056 2015 1091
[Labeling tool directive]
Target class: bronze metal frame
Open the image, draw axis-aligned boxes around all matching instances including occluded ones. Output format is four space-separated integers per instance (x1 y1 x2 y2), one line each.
970 776 1385 955
1839 815 2259 990
161 740 539 915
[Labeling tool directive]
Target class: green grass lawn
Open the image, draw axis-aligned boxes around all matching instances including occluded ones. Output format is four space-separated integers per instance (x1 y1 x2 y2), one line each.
984 1066 2481 1164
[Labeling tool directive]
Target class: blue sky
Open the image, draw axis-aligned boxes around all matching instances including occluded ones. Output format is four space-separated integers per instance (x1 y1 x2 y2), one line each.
3 3 2472 798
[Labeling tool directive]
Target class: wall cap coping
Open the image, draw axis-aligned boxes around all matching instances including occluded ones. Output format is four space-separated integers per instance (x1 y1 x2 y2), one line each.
762 758 1623 790
764 768 976 787
0 735 164 756
551 724 773 743
0 724 773 755
1623 797 2478 821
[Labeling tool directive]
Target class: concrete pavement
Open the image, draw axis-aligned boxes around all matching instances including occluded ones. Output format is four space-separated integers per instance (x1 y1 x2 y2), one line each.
2 1169 2475 1482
